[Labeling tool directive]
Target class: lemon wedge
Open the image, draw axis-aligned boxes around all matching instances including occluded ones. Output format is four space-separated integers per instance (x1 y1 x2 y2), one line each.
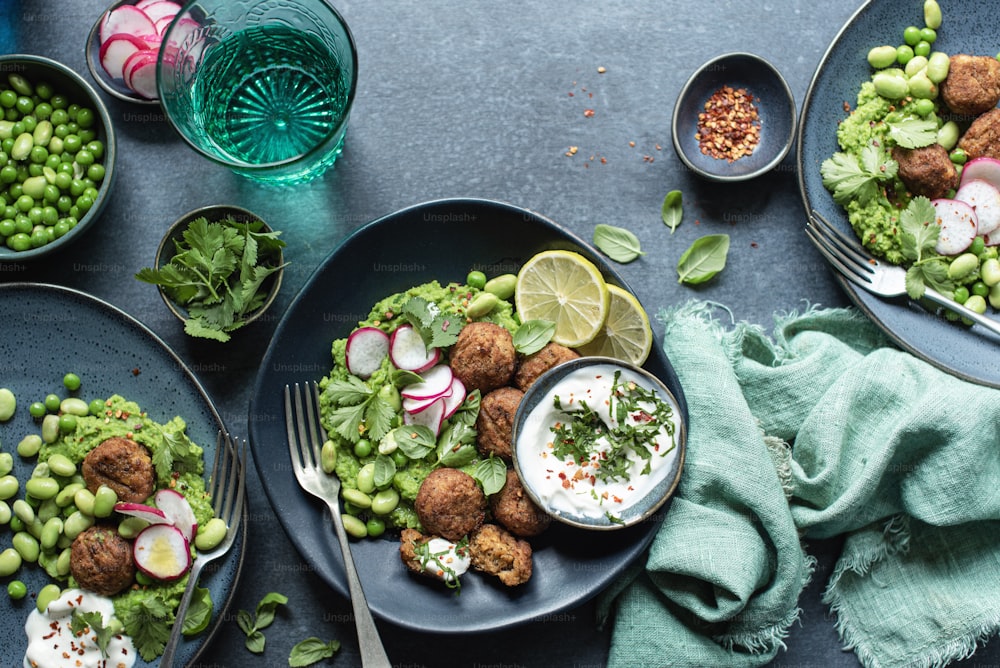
577 284 654 366
515 250 609 347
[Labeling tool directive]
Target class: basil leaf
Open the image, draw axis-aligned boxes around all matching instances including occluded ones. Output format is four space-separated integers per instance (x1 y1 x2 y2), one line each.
289 637 341 667
245 629 266 654
254 592 288 630
593 223 644 263
373 453 397 488
677 234 730 284
512 319 555 355
391 368 423 387
474 456 508 496
661 190 683 233
236 609 255 636
395 425 436 459
181 586 213 636
439 442 477 468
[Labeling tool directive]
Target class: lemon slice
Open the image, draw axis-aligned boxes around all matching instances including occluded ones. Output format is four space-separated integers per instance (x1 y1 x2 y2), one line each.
577 284 654 366
515 250 609 347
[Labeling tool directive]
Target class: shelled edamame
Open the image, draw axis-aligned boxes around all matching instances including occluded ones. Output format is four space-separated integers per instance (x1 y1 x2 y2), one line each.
0 73 107 251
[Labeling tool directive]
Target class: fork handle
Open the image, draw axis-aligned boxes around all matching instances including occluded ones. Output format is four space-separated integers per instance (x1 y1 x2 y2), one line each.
924 286 1000 339
326 499 393 668
159 559 207 668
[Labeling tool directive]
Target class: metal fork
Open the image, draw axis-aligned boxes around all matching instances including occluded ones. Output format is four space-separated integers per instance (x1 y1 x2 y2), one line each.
806 209 1000 338
161 431 247 668
284 382 391 668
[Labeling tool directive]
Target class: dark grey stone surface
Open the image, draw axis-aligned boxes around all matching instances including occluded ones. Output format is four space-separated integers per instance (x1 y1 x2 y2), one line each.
3 1 999 666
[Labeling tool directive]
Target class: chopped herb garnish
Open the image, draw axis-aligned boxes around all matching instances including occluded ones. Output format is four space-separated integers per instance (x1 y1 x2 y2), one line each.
414 536 470 592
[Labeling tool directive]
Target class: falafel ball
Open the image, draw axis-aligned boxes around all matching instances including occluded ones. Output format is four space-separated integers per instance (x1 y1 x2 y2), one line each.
475 387 524 459
448 321 516 394
414 468 487 541
490 469 551 537
399 528 470 585
513 342 580 391
70 524 136 596
468 523 533 586
958 108 1000 161
940 54 1000 116
891 143 959 199
82 436 156 504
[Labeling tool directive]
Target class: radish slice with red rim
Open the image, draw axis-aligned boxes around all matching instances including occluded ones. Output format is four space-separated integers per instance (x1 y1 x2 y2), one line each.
139 0 182 23
389 324 440 372
403 397 446 436
114 502 170 525
99 5 158 44
959 157 1000 191
154 488 198 543
932 198 979 256
402 384 453 415
400 364 453 400
440 377 467 419
133 524 191 581
345 327 390 379
955 179 1000 237
99 33 149 80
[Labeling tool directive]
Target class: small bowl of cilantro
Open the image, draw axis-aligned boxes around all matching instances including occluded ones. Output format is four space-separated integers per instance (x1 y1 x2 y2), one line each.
137 204 287 342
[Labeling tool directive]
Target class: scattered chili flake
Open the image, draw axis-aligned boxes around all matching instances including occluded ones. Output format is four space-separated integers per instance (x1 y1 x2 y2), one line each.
695 85 761 162
583 108 595 118
131 367 140 376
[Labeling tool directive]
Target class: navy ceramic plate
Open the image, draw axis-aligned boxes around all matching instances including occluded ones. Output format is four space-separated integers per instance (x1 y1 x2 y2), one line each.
798 0 1000 387
248 198 688 633
0 283 245 668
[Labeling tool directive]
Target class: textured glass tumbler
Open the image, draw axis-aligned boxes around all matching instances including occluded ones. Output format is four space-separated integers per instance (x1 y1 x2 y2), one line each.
157 0 357 185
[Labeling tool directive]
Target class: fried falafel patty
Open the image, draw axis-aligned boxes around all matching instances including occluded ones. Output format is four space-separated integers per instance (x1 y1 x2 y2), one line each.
959 108 1000 161
475 387 523 459
513 342 580 391
399 528 470 584
940 54 1000 116
468 523 532 586
414 468 487 541
891 143 959 199
82 436 156 504
490 469 551 537
448 321 516 394
70 524 136 596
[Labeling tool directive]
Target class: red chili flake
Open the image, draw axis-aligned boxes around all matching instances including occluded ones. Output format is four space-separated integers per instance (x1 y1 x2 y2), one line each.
131 367 140 376
583 109 595 118
751 241 759 248
695 85 761 162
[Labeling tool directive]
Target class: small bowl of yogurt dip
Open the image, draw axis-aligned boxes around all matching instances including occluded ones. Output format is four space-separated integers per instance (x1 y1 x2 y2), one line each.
511 356 686 530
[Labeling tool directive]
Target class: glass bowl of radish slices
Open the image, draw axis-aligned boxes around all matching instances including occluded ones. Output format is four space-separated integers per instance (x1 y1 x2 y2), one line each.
86 0 184 103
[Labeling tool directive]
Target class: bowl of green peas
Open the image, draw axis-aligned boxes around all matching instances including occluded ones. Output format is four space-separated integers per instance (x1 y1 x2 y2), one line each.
0 54 116 261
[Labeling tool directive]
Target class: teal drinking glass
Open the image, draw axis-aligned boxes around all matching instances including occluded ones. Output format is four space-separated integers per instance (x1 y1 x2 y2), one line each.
157 0 357 185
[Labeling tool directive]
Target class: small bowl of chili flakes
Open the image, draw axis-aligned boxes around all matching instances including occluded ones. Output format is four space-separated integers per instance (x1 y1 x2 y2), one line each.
671 52 796 182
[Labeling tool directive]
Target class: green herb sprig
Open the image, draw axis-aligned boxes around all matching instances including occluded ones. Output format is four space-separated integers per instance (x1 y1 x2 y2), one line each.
238 592 288 654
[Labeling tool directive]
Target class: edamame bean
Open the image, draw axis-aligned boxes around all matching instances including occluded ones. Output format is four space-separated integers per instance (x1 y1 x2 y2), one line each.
950 148 968 165
63 510 93 539
36 498 58 523
342 514 368 539
40 414 61 443
0 452 12 476
466 292 498 319
867 45 898 70
937 122 960 151
17 433 43 457
92 485 117 518
55 547 71 577
981 258 1000 287
989 283 1000 310
377 431 398 456
194 517 228 551
904 55 928 78
0 500 10 524
36 583 61 614
0 547 22 577
11 132 32 161
923 0 942 29
320 440 337 474
60 396 89 416
31 462 50 479
342 488 372 509
965 294 987 315
926 51 950 84
872 71 908 100
13 531 40 562
357 462 376 494
484 274 517 300
74 488 95 516
907 72 937 100
0 474 18 500
40 517 62 550
370 488 400 516
25 477 59 501
948 252 980 281
47 453 76 478
0 387 15 421
12 498 33 524
117 516 148 539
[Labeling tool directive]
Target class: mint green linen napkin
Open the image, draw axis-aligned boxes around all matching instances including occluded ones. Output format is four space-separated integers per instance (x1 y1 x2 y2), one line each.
599 301 1000 668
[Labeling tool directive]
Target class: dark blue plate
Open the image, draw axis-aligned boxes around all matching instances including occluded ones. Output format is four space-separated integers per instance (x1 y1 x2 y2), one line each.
247 198 688 633
0 283 245 668
797 0 1000 387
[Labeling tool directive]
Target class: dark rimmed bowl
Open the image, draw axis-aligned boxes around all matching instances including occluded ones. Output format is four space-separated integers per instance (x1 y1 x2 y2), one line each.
672 52 796 182
0 54 117 262
85 0 171 104
154 204 284 332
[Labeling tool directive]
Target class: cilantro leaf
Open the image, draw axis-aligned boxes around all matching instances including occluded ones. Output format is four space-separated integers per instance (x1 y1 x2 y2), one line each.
402 296 464 348
821 143 898 206
289 637 341 667
322 377 395 444
119 595 173 661
70 610 114 658
899 196 938 263
888 115 939 149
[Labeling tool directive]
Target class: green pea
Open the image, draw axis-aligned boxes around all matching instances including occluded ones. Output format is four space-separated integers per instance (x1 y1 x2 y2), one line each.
341 514 368 539
466 292 499 319
28 401 46 418
914 41 931 58
42 393 59 412
92 485 117 518
896 45 915 66
36 583 61 614
320 439 337 474
972 281 990 298
13 531 40 563
950 148 968 165
466 270 487 289
63 510 93 539
867 45 898 70
391 450 408 469
0 452 11 476
58 414 77 434
353 439 372 458
55 481 83 508
484 273 517 300
919 27 936 44
926 51 950 84
0 474 19 500
903 25 921 46
912 98 935 117
370 488 400 516
7 579 27 600
46 453 76 478
25 477 59 501
41 413 61 443
357 462 376 494
365 517 386 538
342 487 373 509
937 121 959 151
88 398 106 416
117 516 149 539
194 517 228 551
0 548 22 577
73 488 95 516
0 387 14 421
953 285 970 304
61 372 81 391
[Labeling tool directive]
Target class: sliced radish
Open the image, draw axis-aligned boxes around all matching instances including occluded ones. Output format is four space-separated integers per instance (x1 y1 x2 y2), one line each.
154 15 175 35
955 179 1000 237
959 157 1000 191
114 502 170 525
159 17 200 67
400 364 454 401
403 385 453 414
133 524 191 581
345 327 390 379
932 198 979 256
122 50 157 90
139 0 182 23
127 59 159 100
100 5 158 44
403 397 446 436
440 377 467 419
389 324 440 372
154 488 198 544
135 0 165 9
99 33 149 80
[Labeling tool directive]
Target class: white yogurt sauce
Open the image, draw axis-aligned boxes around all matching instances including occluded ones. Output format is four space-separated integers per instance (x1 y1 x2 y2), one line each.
24 588 136 668
517 363 679 520
419 537 471 584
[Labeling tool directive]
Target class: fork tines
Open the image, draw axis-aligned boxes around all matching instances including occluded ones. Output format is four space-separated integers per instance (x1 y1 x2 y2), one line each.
806 210 876 288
